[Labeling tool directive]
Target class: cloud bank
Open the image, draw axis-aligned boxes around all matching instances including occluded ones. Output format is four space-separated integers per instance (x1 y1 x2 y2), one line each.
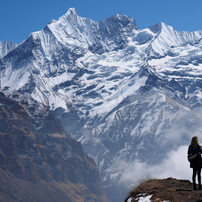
119 145 192 187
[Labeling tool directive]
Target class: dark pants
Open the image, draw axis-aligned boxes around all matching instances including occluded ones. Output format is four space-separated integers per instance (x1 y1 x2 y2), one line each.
193 168 201 188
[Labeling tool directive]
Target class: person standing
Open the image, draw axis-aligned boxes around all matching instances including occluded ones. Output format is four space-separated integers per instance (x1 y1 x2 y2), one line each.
188 136 202 190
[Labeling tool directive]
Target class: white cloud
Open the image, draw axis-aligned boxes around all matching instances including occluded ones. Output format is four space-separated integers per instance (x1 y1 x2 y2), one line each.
119 145 192 186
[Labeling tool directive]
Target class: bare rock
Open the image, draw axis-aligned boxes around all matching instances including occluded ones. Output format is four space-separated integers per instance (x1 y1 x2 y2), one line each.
125 177 202 202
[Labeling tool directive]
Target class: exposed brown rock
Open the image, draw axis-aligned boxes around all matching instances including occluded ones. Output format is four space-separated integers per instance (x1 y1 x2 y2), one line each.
0 92 108 201
0 168 107 202
125 177 202 202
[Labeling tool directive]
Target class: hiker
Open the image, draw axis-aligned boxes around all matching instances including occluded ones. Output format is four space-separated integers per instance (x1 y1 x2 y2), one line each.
188 136 202 190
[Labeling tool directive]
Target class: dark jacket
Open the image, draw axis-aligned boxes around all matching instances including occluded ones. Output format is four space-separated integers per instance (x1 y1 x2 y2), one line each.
188 144 202 169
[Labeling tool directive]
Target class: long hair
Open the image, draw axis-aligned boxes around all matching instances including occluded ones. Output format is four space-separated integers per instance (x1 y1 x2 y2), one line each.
191 136 199 149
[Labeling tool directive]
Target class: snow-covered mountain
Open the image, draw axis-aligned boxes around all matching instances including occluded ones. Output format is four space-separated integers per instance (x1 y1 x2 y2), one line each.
1 8 202 201
0 41 18 58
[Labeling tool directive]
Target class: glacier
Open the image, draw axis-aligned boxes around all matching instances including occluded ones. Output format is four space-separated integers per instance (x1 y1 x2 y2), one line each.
0 8 202 201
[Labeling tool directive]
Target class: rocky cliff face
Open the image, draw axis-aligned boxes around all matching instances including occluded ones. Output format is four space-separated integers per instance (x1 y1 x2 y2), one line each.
0 91 107 201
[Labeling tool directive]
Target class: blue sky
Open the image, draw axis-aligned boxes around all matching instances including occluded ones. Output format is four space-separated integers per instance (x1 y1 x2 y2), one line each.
1 0 202 44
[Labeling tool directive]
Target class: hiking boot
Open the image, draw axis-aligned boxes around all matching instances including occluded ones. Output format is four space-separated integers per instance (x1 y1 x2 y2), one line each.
193 186 197 191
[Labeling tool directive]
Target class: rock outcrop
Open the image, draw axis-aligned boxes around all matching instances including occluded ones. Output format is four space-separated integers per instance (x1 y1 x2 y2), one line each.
125 178 202 202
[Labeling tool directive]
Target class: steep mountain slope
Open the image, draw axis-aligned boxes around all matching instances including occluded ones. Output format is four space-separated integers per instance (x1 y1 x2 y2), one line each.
0 91 106 201
0 41 18 58
0 8 202 201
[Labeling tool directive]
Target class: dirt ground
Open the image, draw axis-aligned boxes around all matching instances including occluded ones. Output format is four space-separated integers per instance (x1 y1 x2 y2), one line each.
125 177 202 202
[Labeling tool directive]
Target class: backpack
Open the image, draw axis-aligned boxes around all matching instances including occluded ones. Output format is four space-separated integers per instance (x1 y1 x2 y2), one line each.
187 154 197 162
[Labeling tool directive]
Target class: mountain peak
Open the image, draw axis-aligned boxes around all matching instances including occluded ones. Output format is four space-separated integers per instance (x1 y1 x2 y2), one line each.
58 8 79 23
149 22 170 33
104 14 138 30
65 8 78 16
